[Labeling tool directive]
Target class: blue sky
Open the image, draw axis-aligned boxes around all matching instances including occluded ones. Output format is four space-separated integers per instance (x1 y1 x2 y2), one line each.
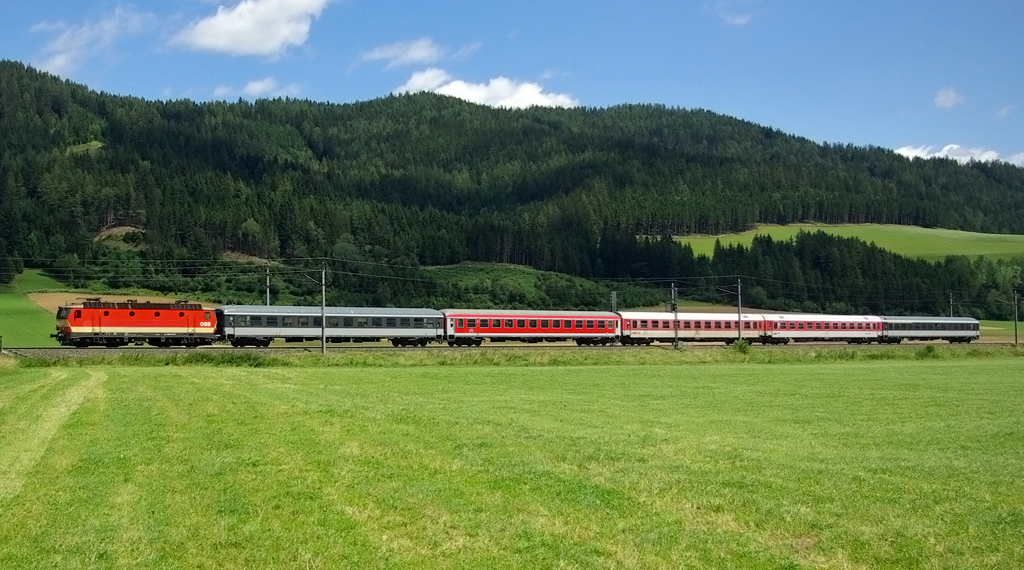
2 0 1022 165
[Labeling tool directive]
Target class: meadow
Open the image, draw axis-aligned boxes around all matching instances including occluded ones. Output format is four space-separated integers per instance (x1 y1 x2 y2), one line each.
679 223 1024 261
1 357 1022 568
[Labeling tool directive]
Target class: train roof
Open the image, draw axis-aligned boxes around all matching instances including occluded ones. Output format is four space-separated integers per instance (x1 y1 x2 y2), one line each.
441 308 620 318
216 305 443 317
618 311 762 321
75 299 205 310
760 313 882 322
878 315 980 323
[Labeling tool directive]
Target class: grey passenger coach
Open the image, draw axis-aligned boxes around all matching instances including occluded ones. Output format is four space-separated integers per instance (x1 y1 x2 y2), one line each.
879 316 980 344
215 305 444 347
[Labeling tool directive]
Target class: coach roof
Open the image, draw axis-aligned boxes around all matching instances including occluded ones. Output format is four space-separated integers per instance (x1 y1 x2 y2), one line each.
217 305 443 317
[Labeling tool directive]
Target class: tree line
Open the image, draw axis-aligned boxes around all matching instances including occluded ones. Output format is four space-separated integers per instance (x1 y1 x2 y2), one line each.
1 60 1022 317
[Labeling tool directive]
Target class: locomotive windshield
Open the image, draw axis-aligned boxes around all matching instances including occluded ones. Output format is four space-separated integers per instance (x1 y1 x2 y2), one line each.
56 307 70 319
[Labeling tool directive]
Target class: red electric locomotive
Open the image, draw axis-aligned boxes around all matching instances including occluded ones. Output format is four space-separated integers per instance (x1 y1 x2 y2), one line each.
53 298 217 347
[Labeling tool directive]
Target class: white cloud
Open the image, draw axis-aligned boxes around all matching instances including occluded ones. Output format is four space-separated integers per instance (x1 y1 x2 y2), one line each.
173 0 329 58
714 0 757 26
359 38 444 68
212 77 300 99
394 68 579 109
934 87 965 109
32 6 151 76
1007 152 1024 167
998 105 1014 119
895 144 1002 164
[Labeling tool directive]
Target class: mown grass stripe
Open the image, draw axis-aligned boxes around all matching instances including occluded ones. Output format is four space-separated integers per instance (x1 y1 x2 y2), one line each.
0 371 104 502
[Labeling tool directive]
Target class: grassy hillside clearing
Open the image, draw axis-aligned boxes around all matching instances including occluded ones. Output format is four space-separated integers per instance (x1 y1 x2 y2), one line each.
680 223 1024 261
0 360 1022 568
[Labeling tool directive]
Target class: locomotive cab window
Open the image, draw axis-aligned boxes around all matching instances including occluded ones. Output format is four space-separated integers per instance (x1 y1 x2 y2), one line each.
75 309 82 319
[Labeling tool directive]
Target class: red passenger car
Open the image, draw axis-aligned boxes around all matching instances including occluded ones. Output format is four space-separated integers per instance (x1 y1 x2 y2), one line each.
440 309 621 346
53 299 217 347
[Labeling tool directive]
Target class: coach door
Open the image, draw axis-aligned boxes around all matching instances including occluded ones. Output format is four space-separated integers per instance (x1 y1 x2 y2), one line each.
447 318 456 341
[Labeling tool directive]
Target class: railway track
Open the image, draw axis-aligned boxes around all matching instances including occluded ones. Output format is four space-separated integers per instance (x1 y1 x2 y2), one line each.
3 340 1010 360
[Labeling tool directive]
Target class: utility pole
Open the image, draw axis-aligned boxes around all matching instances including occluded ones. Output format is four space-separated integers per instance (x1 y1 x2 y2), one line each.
949 291 953 318
266 267 271 306
671 283 679 349
1015 290 1019 347
737 278 743 342
321 265 327 355
610 291 617 313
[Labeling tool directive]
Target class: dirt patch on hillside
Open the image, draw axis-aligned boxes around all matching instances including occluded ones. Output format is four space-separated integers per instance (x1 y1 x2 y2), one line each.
29 293 217 314
93 226 143 241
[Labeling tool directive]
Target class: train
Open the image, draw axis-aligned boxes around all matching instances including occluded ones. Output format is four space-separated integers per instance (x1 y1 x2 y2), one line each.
52 299 981 348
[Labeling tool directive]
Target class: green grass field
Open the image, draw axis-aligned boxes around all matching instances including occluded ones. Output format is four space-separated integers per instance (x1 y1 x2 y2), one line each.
0 271 69 348
680 224 1024 261
1 359 1022 568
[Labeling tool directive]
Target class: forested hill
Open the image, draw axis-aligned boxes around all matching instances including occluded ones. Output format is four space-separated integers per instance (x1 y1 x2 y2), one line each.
2 59 1023 281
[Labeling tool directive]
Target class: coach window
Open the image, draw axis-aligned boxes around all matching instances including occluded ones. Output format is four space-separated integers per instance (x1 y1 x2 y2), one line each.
815 322 822 330
743 322 750 330
586 320 595 329
506 319 514 329
340 317 351 327
313 317 322 327
575 320 584 329
385 317 396 328
798 323 804 330
250 316 262 326
694 321 701 329
326 317 337 327
713 322 720 329
457 319 465 328
552 320 560 329
684 321 691 329
640 320 648 329
529 320 538 328
856 323 863 330
468 319 477 328
297 316 308 327
283 316 294 327
597 320 605 329
477 319 487 328
517 319 526 328
652 321 659 329
413 318 424 328
356 317 368 328
541 320 549 328
702 321 710 329
371 317 382 328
